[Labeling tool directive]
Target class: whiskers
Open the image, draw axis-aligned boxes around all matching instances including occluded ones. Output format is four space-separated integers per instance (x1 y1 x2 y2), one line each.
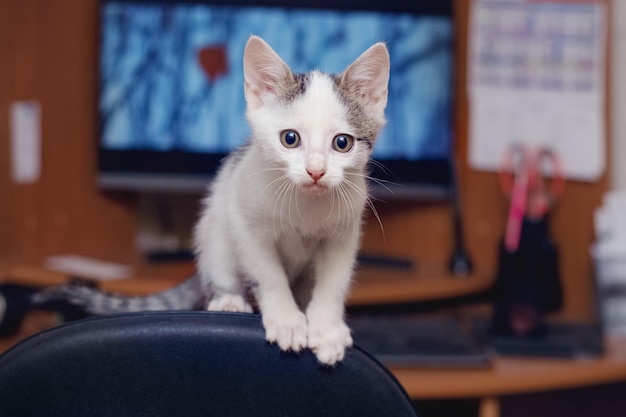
369 159 392 175
340 177 385 240
330 183 354 239
250 165 385 243
246 167 286 182
363 160 402 196
270 175 299 240
246 165 295 239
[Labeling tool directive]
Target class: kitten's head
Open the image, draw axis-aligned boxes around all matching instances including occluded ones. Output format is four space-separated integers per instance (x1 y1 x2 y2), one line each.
243 35 389 196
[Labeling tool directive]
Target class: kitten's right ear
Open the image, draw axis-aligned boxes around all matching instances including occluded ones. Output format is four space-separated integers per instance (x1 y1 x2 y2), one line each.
340 42 390 123
243 36 292 109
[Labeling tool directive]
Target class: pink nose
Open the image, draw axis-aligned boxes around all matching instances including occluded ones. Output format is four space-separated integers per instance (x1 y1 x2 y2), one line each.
307 169 325 182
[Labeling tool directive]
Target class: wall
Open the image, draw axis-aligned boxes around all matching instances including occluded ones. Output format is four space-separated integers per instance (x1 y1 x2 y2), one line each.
0 0 10 258
0 0 138 264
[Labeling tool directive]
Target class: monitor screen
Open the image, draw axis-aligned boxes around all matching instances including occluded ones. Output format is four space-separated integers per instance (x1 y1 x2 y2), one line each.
97 0 454 199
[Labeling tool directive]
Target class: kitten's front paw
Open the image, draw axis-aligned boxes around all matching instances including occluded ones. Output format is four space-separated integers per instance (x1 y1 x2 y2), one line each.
307 318 353 366
207 293 253 313
262 310 308 353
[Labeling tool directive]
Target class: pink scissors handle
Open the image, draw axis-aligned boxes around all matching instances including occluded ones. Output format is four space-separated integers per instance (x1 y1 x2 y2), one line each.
500 145 529 253
504 164 528 252
526 149 565 219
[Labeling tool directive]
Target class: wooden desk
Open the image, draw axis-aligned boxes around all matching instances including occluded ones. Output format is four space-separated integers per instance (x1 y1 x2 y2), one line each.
2 260 625 417
393 337 626 398
1 260 493 306
391 336 626 417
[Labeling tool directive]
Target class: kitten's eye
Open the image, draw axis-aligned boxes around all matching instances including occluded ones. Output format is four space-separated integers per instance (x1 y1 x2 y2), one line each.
332 134 354 153
280 130 301 148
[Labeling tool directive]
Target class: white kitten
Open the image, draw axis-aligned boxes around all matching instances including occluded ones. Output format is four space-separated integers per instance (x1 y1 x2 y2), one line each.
193 36 390 365
29 35 390 366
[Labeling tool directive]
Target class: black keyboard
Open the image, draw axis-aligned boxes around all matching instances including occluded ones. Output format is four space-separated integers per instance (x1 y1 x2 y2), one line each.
487 321 604 358
349 315 492 368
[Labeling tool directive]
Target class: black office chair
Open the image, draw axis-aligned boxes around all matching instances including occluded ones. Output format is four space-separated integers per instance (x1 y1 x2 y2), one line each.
0 311 420 416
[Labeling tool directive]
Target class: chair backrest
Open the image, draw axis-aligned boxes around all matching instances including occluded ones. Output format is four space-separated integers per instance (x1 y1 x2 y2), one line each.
0 311 420 417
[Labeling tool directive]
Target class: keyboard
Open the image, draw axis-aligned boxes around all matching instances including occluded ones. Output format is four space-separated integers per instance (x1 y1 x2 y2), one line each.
487 321 604 358
348 315 492 368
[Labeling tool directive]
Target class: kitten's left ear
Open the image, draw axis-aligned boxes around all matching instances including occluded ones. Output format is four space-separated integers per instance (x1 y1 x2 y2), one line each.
340 43 390 122
243 35 293 109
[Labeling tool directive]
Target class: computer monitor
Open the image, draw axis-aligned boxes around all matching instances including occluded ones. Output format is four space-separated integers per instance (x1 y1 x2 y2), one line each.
97 0 454 199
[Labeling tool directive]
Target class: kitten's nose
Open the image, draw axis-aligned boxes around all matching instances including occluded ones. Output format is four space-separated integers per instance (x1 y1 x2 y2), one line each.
307 169 325 182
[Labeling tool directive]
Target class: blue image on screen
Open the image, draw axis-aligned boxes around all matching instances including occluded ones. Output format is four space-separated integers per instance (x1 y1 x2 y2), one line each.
100 2 453 161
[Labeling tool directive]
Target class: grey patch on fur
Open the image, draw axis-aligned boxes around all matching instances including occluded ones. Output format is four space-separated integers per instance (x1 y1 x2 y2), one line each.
244 279 259 290
290 264 316 311
356 137 373 149
31 274 207 315
276 70 383 150
279 72 311 104
331 74 383 147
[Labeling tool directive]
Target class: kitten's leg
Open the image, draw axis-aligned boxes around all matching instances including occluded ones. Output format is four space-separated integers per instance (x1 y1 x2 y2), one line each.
195 211 252 314
207 293 253 313
203 251 253 313
237 235 307 352
306 230 358 365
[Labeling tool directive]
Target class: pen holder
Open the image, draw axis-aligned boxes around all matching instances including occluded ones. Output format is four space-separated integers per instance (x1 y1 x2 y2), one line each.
490 216 563 337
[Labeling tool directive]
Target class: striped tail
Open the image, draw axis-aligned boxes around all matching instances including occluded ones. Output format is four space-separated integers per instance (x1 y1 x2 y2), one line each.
31 274 207 315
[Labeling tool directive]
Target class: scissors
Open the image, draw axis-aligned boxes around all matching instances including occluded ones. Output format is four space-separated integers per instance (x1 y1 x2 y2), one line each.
499 145 565 252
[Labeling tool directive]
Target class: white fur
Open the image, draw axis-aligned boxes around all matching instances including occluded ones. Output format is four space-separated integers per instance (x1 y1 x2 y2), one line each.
194 36 389 365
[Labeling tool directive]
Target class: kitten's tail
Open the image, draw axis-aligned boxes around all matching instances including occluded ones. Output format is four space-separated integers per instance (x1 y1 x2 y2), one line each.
30 274 206 315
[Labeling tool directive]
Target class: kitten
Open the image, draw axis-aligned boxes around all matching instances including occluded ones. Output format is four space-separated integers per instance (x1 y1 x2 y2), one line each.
30 36 390 365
